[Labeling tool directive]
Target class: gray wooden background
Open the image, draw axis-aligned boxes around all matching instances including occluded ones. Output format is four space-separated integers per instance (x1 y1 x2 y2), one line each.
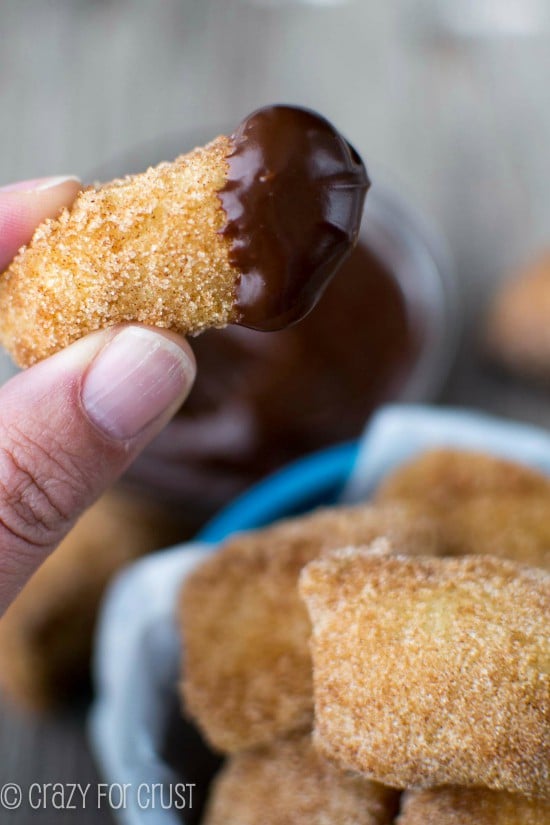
1 1 550 822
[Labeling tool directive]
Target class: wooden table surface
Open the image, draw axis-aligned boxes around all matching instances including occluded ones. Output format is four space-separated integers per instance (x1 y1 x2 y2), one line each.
1 1 550 822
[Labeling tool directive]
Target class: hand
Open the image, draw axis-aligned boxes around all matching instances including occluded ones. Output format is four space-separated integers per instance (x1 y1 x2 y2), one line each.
0 177 196 613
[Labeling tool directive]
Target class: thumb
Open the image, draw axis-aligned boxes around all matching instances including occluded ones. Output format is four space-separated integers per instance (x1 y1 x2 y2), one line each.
0 324 195 612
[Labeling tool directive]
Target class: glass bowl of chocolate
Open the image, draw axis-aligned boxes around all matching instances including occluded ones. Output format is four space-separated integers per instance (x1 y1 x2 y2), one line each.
122 186 458 533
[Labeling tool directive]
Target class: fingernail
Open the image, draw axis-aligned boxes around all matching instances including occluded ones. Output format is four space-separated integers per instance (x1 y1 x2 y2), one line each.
0 175 81 193
82 327 194 441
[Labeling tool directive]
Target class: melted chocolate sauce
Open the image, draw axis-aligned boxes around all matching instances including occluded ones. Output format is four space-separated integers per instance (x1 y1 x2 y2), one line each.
126 242 420 529
218 105 369 330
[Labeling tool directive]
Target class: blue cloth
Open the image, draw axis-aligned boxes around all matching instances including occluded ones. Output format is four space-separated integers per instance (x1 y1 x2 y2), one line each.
199 404 550 540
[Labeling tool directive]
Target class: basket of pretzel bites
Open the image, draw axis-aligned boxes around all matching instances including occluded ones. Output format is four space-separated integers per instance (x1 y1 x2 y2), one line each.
178 448 549 824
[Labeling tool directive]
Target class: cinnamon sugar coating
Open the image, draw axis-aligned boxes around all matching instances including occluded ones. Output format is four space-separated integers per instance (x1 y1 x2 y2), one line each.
376 449 550 505
438 495 550 570
179 503 442 753
300 550 549 797
397 787 550 824
0 137 239 366
376 449 550 570
203 734 398 825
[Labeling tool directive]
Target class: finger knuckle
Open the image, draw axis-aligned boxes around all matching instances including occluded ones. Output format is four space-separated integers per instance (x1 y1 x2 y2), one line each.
0 424 90 549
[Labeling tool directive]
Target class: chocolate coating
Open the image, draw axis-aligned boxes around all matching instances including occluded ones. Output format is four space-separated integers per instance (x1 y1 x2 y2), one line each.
218 105 370 330
125 242 420 530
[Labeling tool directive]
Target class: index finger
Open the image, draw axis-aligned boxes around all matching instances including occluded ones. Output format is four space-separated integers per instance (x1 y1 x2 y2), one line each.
0 176 81 272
